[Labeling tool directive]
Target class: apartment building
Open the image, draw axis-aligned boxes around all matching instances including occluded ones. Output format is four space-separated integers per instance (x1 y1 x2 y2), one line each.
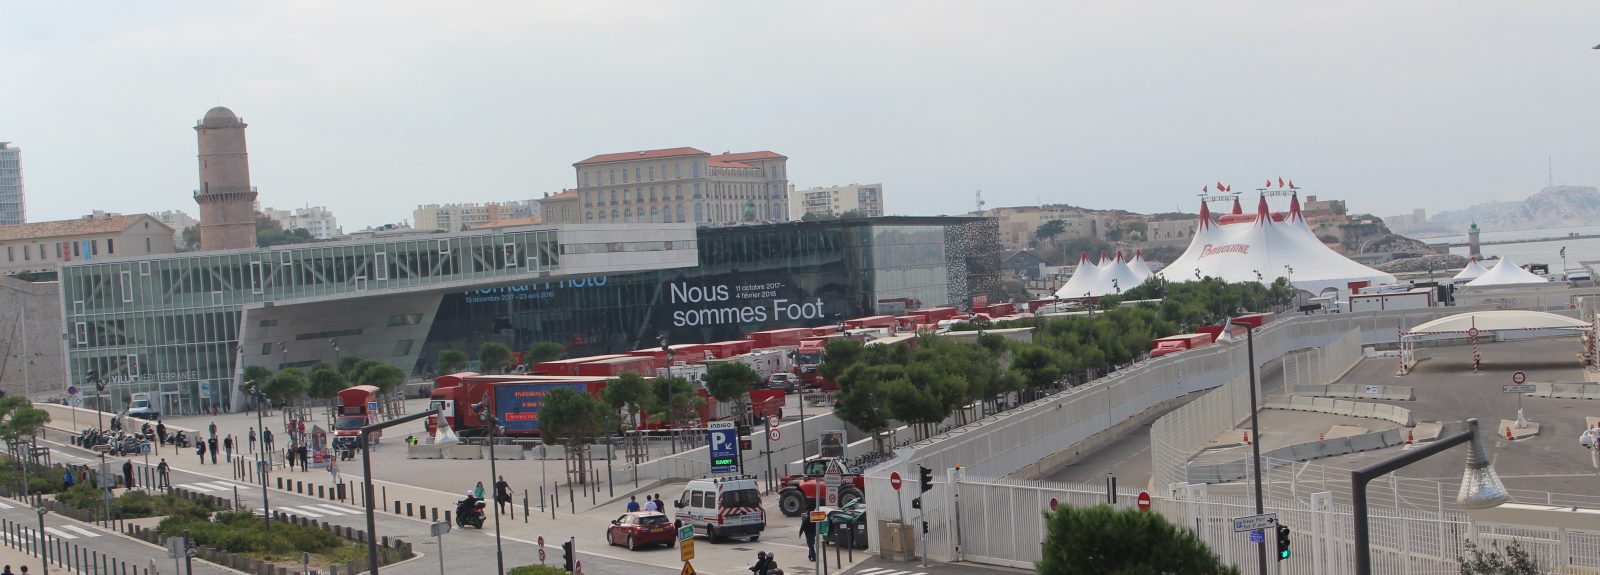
570 147 788 225
788 183 885 219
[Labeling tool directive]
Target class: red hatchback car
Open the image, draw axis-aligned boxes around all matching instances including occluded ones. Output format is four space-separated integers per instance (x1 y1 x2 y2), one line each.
606 512 676 550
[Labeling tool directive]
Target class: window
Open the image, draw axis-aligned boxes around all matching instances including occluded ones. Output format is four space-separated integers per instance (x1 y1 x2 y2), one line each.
610 190 617 204
250 261 264 294
676 205 685 223
107 238 115 254
261 343 274 355
54 243 62 259
692 162 701 177
437 239 451 255
387 313 423 326
611 209 618 221
74 322 87 344
22 245 28 260
694 203 704 222
675 163 682 179
693 183 701 198
259 319 278 327
503 243 517 268
584 191 592 206
144 237 151 252
583 172 590 187
139 261 151 276
636 189 643 202
623 208 632 223
562 206 571 221
586 211 594 223
609 169 615 184
691 491 704 508
73 242 80 257
634 167 641 181
375 252 389 280
120 270 133 302
91 240 98 255
648 166 655 180
392 339 415 357
649 187 656 201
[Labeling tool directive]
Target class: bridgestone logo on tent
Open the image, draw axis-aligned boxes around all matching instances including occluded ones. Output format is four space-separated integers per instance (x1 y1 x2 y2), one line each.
1199 244 1251 258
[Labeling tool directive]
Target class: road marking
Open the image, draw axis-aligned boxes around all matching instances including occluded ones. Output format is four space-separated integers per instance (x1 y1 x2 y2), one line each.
0 500 13 509
307 504 359 515
43 527 78 539
281 506 325 517
60 525 100 538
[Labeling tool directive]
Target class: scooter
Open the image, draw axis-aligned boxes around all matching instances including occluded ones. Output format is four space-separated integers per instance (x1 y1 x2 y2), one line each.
170 431 190 448
455 497 487 529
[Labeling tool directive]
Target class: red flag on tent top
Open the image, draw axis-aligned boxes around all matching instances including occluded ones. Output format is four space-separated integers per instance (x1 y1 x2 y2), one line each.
1224 185 1231 192
1288 180 1297 189
1217 181 1224 191
1203 185 1209 194
1265 179 1272 188
1278 177 1285 188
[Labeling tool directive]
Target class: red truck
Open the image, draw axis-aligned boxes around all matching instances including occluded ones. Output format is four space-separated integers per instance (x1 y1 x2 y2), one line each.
1149 333 1214 357
777 458 866 516
745 328 811 350
532 354 630 376
574 355 657 378
427 375 608 438
333 385 383 450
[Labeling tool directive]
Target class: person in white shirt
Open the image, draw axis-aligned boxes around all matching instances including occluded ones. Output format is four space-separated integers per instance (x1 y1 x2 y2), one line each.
644 496 657 512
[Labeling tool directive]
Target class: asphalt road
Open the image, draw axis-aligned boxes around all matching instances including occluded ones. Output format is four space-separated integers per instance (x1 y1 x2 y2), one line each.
36 433 680 575
841 556 1030 575
0 493 223 575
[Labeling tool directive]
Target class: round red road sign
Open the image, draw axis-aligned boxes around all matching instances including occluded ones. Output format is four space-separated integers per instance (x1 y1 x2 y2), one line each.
890 472 903 491
769 428 781 442
1049 497 1059 511
539 549 546 562
1512 371 1526 384
1137 491 1152 512
1468 327 1480 338
768 415 781 429
537 536 544 547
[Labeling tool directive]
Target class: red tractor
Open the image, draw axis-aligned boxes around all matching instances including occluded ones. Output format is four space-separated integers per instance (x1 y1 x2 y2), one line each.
776 458 866 517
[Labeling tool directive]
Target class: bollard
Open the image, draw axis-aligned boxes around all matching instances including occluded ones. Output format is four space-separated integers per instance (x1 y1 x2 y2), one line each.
523 493 529 524
568 481 574 513
382 486 387 507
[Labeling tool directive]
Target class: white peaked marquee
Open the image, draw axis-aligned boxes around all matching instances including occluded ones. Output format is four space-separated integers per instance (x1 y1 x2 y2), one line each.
1463 256 1549 287
1054 250 1153 298
1452 258 1489 282
1154 193 1396 295
1397 310 1590 374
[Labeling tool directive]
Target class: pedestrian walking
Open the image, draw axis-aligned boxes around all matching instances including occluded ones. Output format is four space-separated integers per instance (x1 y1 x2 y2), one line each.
248 427 257 454
644 495 656 512
627 496 640 513
62 468 76 488
223 434 233 463
474 481 486 500
263 428 274 453
208 421 217 439
327 457 341 486
157 459 170 489
800 511 817 561
285 446 296 470
298 445 309 472
196 440 207 464
494 475 511 514
156 421 167 446
122 459 135 489
207 436 218 464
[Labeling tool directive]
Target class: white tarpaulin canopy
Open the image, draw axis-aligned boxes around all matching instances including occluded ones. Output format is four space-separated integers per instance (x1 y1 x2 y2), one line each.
1054 250 1153 298
1463 256 1549 287
1156 193 1396 295
1404 310 1589 335
1451 258 1488 282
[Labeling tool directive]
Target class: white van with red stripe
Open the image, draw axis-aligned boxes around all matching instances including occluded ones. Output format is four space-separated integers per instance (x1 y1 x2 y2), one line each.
673 474 766 543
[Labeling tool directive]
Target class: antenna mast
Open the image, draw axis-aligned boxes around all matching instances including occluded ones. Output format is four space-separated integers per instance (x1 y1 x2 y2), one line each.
975 190 986 215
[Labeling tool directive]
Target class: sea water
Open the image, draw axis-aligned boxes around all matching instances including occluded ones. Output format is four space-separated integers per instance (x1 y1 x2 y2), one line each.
1436 225 1600 271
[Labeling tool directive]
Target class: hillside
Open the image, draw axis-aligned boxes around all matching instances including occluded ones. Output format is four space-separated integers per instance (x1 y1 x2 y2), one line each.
1430 186 1600 232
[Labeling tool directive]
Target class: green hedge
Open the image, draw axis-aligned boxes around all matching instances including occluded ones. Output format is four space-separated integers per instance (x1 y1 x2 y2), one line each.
0 460 67 495
158 510 348 561
55 484 222 520
509 566 570 575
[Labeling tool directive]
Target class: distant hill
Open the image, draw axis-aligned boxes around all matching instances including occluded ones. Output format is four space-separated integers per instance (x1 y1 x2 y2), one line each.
1430 186 1600 232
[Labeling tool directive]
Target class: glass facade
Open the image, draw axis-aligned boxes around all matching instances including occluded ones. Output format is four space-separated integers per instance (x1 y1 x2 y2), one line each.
61 229 560 415
423 217 1000 360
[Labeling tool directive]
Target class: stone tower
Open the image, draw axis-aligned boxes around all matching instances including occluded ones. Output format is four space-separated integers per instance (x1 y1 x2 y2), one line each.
194 107 258 250
1467 221 1481 260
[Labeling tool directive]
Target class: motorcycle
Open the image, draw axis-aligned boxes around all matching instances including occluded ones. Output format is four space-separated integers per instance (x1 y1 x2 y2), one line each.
455 497 486 529
170 431 190 448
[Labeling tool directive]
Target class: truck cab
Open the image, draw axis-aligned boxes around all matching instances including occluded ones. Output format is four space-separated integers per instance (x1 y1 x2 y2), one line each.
334 385 382 449
126 392 160 421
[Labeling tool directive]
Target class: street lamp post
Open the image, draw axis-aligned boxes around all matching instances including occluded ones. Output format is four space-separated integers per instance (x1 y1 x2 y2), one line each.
472 401 507 575
87 370 104 430
329 339 342 368
361 409 440 575
278 342 287 369
1229 320 1267 575
244 380 271 531
1352 418 1507 575
36 506 48 575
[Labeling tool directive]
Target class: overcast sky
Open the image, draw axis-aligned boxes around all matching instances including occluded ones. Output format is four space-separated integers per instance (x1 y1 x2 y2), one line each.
5 2 1598 229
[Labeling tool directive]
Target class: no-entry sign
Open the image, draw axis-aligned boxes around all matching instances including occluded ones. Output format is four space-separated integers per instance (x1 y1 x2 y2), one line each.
1136 491 1151 512
1511 371 1526 384
1468 327 1480 338
890 472 902 491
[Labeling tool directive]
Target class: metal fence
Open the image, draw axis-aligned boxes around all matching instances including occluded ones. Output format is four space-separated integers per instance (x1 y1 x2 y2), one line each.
903 472 1600 574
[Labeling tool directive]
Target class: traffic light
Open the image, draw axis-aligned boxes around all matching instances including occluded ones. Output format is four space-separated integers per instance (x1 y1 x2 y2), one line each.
918 465 933 493
911 497 921 510
921 520 929 534
739 438 752 450
1276 525 1292 560
561 539 575 572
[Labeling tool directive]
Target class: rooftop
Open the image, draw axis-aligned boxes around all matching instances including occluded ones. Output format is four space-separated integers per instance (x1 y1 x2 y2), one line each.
712 151 787 162
574 147 709 166
0 214 170 242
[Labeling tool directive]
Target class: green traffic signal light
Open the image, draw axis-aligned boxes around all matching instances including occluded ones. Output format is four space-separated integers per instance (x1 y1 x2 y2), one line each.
1276 525 1292 560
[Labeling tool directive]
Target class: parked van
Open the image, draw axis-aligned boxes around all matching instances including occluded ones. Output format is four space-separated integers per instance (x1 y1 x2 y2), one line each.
673 474 765 543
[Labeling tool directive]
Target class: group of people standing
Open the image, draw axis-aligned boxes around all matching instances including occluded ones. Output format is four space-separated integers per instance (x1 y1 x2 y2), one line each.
468 476 514 514
625 493 669 513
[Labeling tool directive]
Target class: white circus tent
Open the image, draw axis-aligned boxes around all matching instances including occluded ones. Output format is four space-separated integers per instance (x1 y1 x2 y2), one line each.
1128 250 1154 279
1054 250 1153 298
1451 258 1489 282
1155 193 1396 295
1463 256 1548 287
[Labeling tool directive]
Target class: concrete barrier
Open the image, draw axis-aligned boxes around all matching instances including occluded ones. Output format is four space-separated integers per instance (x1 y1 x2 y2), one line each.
1294 383 1414 401
488 445 525 460
407 445 441 459
1379 387 1416 401
446 444 482 459
1186 427 1406 483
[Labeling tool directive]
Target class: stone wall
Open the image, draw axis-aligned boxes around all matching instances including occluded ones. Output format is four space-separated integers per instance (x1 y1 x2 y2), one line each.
0 276 64 398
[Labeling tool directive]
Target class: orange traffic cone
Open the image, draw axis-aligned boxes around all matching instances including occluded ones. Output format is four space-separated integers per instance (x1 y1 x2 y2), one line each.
1505 427 1515 441
1407 430 1414 444
1243 431 1251 444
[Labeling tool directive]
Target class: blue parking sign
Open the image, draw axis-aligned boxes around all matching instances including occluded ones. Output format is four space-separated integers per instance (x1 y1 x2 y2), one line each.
708 421 740 474
1249 529 1264 543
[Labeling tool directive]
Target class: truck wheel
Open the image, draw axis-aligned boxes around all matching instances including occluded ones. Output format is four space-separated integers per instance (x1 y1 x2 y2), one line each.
707 526 721 544
779 491 807 517
840 488 863 505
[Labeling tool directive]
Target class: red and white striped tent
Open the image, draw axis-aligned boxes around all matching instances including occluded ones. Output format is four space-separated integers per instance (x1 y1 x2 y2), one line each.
1397 310 1592 374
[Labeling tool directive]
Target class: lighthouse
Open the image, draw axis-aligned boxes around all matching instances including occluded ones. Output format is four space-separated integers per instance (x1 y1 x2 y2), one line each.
193 107 259 250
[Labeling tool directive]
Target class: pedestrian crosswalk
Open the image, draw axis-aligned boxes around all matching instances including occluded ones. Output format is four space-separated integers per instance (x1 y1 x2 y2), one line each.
853 568 928 575
258 503 362 518
4 525 103 542
178 480 252 493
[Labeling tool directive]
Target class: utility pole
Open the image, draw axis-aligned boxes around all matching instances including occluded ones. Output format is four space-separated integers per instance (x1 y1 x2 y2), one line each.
1231 320 1267 575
